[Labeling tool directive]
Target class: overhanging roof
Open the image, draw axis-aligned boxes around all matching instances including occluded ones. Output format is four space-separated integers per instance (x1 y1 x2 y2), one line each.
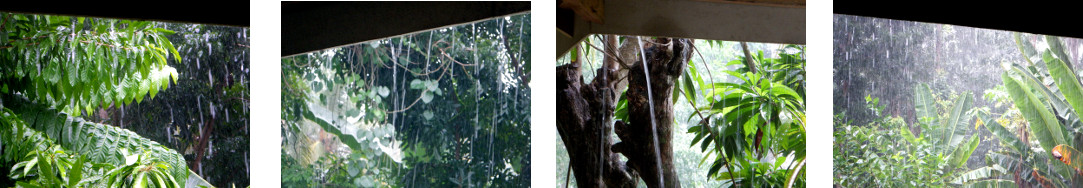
281 1 530 57
835 2 1083 39
0 3 249 27
557 0 805 58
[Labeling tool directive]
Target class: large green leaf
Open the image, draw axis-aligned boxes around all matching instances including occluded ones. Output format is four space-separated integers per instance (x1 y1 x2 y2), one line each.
1046 36 1073 68
301 108 363 151
981 115 1028 156
941 92 973 146
1003 73 1069 155
947 135 980 169
914 83 938 125
1047 57 1083 123
962 179 1017 188
952 165 1007 185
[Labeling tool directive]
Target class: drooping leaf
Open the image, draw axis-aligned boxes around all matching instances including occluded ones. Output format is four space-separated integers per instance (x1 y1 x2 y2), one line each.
1052 144 1083 175
914 83 938 125
1047 57 1083 123
1003 73 1069 154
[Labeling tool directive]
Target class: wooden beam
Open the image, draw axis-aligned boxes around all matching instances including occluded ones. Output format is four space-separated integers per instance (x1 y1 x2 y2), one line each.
558 0 605 23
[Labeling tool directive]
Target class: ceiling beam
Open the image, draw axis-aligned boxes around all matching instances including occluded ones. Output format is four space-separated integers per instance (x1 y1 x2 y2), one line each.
557 0 805 58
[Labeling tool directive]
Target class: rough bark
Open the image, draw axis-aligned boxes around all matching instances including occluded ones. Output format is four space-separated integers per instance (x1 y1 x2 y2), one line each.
557 37 692 188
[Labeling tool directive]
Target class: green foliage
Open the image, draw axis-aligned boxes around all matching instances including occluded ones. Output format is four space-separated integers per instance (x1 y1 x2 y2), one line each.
0 12 180 116
684 45 806 187
1 94 188 187
834 88 985 187
8 145 99 188
974 33 1083 187
282 13 530 187
100 149 181 188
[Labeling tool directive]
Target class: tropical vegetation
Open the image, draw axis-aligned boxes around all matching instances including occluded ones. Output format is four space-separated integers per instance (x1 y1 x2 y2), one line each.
555 36 805 187
0 12 246 187
281 13 530 187
834 15 1083 187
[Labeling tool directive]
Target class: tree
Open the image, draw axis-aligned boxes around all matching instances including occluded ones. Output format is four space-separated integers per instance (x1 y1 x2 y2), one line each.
0 12 193 187
0 13 180 116
557 35 806 187
557 36 692 188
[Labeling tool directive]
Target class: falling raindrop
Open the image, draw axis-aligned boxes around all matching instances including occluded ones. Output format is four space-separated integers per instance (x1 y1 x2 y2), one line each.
636 36 664 187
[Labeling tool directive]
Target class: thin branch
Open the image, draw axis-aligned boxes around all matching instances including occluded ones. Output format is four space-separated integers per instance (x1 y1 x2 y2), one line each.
740 42 758 74
582 38 632 70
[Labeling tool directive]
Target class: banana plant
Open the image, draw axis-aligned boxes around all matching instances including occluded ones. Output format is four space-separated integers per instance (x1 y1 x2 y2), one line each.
912 84 981 171
912 85 983 184
1053 144 1083 176
976 33 1083 187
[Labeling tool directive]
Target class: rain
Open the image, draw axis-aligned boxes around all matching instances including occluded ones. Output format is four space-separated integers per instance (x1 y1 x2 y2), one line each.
834 14 1083 187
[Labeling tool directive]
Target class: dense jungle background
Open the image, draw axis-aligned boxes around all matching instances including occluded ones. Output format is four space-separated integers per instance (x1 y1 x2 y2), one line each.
281 13 530 187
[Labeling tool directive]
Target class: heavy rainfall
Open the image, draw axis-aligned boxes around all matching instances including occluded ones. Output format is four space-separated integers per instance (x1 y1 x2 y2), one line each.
556 35 806 187
281 13 530 187
834 14 1083 187
0 13 249 187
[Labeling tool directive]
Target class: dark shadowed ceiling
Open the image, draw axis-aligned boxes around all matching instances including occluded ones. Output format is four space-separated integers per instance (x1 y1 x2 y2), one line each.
0 3 249 27
281 1 530 57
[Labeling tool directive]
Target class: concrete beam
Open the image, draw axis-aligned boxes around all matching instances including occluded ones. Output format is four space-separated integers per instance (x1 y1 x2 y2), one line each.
558 0 805 58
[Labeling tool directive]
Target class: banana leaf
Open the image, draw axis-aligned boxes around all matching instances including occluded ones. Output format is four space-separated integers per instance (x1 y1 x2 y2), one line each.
1053 144 1083 176
941 92 973 147
1 93 189 188
947 136 980 170
1047 57 1083 126
981 115 1028 158
1003 73 1070 155
962 179 1017 188
914 83 938 126
1046 36 1073 69
952 165 1008 185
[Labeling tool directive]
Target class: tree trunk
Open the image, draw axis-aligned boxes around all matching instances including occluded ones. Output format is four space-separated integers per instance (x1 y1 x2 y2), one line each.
557 37 692 188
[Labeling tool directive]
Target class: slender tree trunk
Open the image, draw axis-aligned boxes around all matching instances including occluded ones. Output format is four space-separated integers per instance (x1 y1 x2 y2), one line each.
557 37 691 188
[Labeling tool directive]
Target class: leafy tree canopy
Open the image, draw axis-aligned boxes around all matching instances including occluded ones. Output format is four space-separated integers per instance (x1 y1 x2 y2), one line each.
282 13 530 187
0 12 180 116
